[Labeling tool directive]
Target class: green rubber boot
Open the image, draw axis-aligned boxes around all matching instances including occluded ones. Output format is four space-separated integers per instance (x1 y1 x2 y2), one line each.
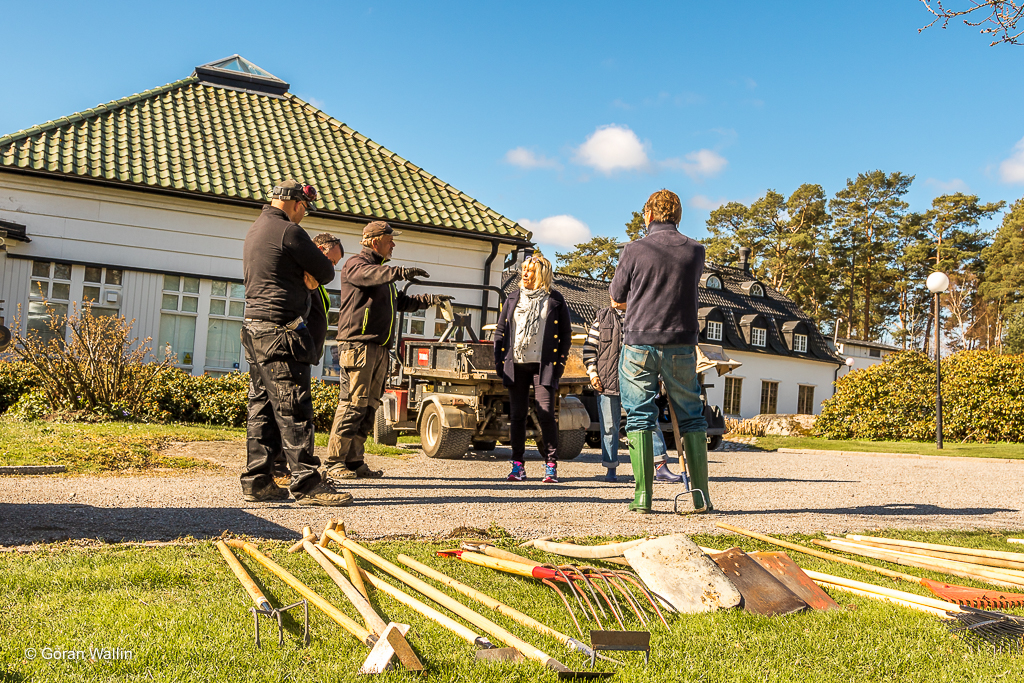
682 432 713 512
627 431 655 513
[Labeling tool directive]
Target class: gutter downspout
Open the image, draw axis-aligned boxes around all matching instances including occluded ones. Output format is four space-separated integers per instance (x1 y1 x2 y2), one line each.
479 239 500 337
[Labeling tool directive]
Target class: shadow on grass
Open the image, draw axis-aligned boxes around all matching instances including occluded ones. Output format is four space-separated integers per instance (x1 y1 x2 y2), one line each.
717 503 1017 517
0 504 297 545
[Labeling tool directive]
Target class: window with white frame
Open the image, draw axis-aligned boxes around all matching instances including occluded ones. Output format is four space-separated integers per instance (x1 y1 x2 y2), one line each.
760 380 779 414
435 305 471 336
82 266 123 317
750 283 765 297
405 308 426 337
723 377 742 415
751 327 767 347
793 333 808 353
205 281 245 372
158 275 199 368
706 275 722 289
797 385 815 415
321 291 342 378
27 261 72 343
706 320 723 342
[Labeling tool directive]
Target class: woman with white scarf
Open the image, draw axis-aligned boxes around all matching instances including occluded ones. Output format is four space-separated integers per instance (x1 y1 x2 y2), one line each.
493 254 573 483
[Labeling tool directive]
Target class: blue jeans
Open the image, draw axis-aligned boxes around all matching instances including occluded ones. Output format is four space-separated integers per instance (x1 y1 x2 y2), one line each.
619 344 708 435
597 392 669 469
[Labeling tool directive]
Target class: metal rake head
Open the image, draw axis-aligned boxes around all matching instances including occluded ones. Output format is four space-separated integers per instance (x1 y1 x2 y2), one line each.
946 607 1024 654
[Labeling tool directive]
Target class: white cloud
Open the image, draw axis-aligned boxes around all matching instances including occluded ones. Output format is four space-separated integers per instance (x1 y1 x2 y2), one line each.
573 125 649 174
688 195 728 211
518 215 591 248
663 149 728 179
1000 137 1024 184
924 177 969 193
505 147 561 170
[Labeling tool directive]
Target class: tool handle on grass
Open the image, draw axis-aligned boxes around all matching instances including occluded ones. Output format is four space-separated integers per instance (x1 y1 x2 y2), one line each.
304 541 388 635
336 522 370 600
216 540 272 613
225 539 373 645
715 522 923 585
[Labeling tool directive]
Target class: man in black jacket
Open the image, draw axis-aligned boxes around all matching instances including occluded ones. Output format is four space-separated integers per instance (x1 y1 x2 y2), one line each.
609 189 711 514
324 221 452 479
240 180 351 506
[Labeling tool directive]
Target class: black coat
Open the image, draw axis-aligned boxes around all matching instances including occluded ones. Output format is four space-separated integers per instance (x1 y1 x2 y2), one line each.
493 288 572 388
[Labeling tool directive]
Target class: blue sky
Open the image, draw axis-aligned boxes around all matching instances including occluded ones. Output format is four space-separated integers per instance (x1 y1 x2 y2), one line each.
2 1 1022 260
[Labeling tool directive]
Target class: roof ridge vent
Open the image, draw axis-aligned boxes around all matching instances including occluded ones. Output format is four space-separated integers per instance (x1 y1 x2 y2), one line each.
193 55 289 96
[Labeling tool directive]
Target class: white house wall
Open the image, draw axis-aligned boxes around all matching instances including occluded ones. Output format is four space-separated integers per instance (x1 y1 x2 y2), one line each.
0 173 516 375
704 350 840 419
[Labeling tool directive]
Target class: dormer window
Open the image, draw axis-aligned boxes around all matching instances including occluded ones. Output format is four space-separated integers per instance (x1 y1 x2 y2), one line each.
706 320 723 341
740 281 766 297
782 320 810 353
700 273 723 290
794 333 808 353
751 327 767 347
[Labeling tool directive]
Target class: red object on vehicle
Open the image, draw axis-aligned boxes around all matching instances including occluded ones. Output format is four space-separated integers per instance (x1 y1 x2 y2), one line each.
417 348 429 366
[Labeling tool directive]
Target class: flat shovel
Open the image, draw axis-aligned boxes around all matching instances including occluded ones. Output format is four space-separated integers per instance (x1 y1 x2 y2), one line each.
749 552 840 611
711 547 808 617
623 534 741 614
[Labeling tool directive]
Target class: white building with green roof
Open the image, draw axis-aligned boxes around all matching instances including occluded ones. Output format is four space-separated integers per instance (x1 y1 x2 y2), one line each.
0 56 530 377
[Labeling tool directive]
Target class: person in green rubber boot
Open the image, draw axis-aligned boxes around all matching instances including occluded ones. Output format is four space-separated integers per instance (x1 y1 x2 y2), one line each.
609 189 712 514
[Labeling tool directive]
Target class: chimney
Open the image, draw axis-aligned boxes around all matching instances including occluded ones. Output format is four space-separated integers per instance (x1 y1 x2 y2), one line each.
738 246 752 275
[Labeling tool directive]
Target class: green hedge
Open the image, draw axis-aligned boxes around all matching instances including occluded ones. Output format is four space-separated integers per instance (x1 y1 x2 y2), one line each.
815 350 1024 442
0 362 341 430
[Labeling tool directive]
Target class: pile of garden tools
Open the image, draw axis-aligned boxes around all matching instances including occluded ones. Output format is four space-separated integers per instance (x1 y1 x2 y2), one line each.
216 520 1024 677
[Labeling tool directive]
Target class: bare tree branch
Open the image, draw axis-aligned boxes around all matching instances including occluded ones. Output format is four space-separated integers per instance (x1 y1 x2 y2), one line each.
919 0 1024 46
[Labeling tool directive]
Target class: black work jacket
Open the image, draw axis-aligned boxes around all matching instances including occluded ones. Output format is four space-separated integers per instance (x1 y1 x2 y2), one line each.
306 284 330 361
592 307 623 396
242 206 335 324
336 248 429 346
493 288 572 388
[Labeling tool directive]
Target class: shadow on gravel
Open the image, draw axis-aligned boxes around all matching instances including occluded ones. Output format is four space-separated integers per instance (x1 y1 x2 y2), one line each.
717 503 1018 517
0 503 297 545
710 475 857 484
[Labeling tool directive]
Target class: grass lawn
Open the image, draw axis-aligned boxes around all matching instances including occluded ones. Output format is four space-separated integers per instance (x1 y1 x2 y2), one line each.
2 530 1022 682
752 435 1024 460
0 420 415 474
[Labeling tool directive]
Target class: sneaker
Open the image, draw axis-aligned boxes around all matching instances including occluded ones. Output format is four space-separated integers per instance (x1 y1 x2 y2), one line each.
603 468 617 483
294 480 355 507
243 480 290 502
655 463 683 483
329 463 384 480
543 463 558 483
507 462 526 481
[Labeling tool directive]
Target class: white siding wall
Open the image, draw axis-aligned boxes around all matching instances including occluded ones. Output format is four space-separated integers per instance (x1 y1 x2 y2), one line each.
703 350 840 419
0 252 32 332
0 173 517 375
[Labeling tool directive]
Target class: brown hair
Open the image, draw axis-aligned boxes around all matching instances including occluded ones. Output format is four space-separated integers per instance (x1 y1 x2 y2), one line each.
644 189 682 225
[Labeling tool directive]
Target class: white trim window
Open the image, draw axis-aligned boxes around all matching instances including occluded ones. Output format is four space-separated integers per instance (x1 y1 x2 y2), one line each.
706 320 723 342
750 283 765 297
158 275 199 369
793 333 808 353
205 280 245 373
405 307 426 337
82 266 123 317
27 261 72 343
706 275 722 289
751 327 767 347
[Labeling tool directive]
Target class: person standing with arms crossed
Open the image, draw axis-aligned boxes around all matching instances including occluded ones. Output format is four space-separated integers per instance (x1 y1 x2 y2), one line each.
608 189 711 513
240 180 352 506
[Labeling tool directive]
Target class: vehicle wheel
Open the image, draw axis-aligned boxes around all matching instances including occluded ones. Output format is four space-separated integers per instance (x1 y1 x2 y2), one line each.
373 405 398 447
585 431 602 448
472 440 497 452
420 402 472 459
539 429 588 461
707 434 723 451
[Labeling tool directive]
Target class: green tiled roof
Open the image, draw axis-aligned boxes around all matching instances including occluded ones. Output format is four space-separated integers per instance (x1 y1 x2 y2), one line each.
0 76 529 241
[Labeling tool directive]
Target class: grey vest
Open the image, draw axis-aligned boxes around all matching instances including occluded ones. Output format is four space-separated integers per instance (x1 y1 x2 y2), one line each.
594 307 623 396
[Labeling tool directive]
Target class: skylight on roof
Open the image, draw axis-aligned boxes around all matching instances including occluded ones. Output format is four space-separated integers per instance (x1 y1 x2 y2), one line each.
209 56 272 77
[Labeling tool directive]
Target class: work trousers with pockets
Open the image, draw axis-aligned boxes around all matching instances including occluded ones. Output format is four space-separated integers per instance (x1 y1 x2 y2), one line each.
619 344 708 435
240 322 322 496
596 392 669 469
325 341 389 473
508 362 559 464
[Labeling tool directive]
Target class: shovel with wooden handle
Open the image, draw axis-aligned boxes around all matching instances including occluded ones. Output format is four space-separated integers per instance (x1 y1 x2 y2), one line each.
216 540 309 648
303 542 423 674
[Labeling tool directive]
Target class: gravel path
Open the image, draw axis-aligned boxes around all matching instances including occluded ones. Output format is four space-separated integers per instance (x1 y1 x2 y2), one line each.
1 441 1021 546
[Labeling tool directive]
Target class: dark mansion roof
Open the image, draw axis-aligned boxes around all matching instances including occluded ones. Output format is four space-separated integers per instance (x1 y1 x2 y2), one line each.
503 263 843 365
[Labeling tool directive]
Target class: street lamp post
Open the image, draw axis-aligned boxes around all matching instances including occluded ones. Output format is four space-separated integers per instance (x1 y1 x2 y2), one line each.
926 271 950 450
